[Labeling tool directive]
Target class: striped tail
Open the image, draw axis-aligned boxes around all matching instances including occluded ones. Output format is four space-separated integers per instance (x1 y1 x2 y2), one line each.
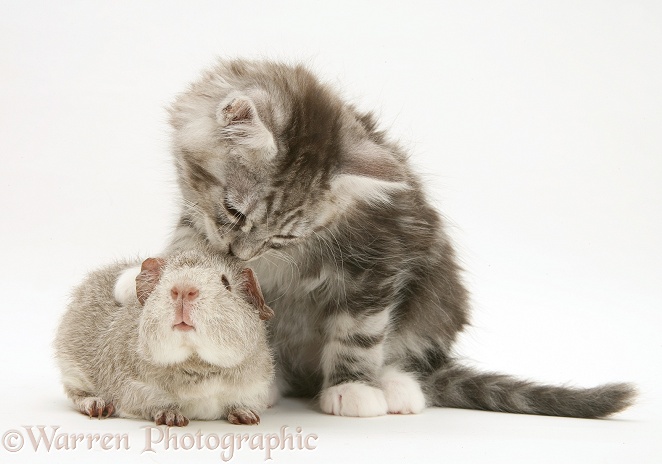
425 363 636 418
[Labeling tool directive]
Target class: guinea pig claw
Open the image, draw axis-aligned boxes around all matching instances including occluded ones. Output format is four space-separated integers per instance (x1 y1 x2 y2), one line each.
154 409 189 427
227 407 260 425
104 403 115 418
82 398 114 419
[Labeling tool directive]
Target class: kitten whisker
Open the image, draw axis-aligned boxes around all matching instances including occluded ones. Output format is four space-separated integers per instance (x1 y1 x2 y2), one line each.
260 251 297 305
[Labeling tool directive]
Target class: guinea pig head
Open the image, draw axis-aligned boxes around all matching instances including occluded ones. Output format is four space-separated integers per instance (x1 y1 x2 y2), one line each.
135 255 273 367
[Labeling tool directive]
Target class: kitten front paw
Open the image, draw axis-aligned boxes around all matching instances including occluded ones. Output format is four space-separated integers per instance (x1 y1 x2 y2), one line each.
320 382 388 417
79 397 115 419
114 265 141 305
154 409 189 427
380 367 426 414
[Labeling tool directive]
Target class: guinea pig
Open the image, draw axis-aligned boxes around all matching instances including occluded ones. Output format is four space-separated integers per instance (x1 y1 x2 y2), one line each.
54 249 274 426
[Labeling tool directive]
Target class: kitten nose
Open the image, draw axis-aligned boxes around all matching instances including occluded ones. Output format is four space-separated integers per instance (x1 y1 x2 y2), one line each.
171 285 199 302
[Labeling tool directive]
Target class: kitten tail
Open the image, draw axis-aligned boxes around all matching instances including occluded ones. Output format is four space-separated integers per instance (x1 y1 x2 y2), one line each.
425 363 636 418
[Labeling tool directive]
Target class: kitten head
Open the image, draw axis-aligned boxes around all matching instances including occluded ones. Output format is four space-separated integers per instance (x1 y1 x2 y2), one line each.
168 60 409 261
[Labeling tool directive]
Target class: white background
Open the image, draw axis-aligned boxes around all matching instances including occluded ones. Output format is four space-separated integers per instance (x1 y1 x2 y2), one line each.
1 1 661 463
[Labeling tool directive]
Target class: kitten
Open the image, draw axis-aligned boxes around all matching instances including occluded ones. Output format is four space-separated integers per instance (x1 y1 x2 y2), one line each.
115 59 635 418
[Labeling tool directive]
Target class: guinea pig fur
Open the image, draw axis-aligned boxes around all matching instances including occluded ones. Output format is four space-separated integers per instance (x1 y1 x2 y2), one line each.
54 250 274 426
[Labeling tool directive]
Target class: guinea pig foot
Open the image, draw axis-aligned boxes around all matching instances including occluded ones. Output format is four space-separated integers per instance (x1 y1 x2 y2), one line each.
154 409 190 427
79 397 114 419
227 407 260 425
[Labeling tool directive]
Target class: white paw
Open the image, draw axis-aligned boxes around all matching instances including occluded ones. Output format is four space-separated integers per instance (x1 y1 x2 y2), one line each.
113 265 141 305
380 366 426 414
319 382 388 417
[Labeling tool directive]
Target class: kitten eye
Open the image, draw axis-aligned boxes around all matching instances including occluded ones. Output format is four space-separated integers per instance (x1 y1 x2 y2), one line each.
273 235 297 240
221 275 231 291
223 198 246 226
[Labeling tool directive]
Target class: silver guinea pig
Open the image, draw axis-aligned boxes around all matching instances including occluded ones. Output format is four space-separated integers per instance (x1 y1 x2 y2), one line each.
54 249 274 426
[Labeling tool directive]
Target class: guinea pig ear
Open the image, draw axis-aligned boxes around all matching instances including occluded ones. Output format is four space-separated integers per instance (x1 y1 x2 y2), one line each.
239 268 274 321
136 258 166 306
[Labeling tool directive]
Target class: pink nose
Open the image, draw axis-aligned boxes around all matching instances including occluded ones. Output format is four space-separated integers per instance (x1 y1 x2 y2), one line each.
171 284 198 330
171 286 199 301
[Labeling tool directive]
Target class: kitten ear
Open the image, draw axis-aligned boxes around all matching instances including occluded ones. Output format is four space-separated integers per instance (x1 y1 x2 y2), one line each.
239 268 274 321
332 142 409 205
216 93 276 158
217 94 255 126
136 258 166 306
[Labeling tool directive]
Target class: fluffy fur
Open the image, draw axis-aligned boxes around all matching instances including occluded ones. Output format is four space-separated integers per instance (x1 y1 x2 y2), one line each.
115 59 635 418
56 249 274 426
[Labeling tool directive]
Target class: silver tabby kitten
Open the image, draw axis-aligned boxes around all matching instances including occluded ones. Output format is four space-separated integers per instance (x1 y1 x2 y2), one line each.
116 59 634 418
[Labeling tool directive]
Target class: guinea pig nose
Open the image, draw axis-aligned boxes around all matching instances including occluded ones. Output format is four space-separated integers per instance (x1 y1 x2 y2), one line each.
171 286 199 301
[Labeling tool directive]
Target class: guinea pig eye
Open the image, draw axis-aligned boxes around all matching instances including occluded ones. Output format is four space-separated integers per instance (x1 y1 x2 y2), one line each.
221 275 231 291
